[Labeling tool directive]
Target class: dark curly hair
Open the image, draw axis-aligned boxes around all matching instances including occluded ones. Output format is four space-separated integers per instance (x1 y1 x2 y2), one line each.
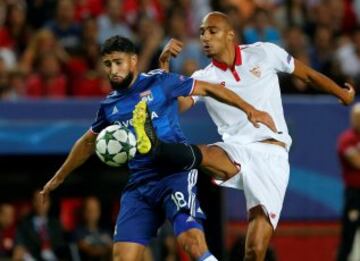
100 35 136 56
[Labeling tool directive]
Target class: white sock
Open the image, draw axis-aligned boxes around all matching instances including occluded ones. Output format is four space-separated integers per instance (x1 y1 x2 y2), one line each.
198 251 218 261
203 255 218 261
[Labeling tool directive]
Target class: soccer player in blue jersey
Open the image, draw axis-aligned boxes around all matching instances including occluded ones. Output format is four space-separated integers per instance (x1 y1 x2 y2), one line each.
39 35 276 261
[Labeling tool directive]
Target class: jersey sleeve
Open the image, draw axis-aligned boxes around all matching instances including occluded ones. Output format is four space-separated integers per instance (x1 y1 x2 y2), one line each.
161 72 196 99
90 106 109 134
263 42 295 74
337 132 359 158
190 70 206 103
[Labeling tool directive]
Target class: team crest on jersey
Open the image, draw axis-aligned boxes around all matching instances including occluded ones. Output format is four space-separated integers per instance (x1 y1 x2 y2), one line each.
249 65 262 78
140 90 154 102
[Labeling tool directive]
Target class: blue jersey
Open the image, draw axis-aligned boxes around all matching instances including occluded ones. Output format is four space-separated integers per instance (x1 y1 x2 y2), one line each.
91 70 195 186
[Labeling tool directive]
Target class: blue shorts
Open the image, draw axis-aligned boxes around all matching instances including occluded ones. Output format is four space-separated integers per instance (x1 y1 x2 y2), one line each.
113 169 206 245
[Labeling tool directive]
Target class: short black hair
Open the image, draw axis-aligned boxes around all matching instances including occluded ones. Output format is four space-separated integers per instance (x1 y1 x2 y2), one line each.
100 35 136 56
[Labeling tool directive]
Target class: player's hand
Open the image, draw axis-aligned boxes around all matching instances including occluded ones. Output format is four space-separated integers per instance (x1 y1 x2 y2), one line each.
159 39 184 70
39 177 63 205
339 83 355 105
247 109 277 132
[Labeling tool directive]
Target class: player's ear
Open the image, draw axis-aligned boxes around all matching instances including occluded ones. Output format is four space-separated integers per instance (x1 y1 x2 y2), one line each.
130 54 138 68
227 30 235 42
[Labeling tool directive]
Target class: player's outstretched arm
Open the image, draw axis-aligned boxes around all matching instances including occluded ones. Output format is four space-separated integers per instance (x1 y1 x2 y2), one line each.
177 96 195 113
159 38 184 72
159 39 195 113
293 59 355 105
40 130 97 203
192 80 277 132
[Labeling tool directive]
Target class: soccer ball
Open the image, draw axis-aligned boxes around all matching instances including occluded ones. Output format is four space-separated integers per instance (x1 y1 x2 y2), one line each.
95 125 137 167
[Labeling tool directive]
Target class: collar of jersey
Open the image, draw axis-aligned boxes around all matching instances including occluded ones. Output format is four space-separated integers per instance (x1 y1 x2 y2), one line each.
211 45 242 71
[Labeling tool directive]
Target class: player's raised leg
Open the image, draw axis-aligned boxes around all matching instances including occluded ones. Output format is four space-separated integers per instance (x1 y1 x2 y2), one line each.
113 242 146 261
132 101 238 180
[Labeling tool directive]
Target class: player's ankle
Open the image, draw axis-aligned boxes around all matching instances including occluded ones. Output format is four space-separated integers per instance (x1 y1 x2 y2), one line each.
198 251 218 261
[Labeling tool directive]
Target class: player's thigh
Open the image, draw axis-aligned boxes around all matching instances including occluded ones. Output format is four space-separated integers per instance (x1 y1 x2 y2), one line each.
114 188 164 246
198 144 239 179
113 242 146 261
245 206 273 258
162 170 206 226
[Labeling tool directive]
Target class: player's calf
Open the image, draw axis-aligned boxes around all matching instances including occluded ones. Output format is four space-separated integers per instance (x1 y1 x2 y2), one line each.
177 228 208 259
244 206 273 261
154 142 203 170
177 233 218 261
174 213 218 261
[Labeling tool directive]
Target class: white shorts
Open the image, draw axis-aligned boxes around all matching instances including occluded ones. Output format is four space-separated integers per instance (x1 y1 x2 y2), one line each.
211 141 290 229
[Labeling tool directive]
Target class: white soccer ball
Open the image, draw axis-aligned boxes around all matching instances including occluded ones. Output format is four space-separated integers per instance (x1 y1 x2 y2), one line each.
95 125 137 167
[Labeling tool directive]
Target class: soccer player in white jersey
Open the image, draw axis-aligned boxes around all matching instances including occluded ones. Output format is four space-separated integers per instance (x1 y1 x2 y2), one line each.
133 11 355 261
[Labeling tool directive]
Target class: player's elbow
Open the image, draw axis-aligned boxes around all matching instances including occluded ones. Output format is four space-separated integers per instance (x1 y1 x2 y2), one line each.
294 59 316 84
76 136 96 155
193 81 212 97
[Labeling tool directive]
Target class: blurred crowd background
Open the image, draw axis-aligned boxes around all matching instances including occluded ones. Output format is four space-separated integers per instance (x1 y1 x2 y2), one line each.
1 0 360 260
1 0 360 100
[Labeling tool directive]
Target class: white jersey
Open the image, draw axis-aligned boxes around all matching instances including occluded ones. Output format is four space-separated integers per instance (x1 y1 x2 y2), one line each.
192 42 294 150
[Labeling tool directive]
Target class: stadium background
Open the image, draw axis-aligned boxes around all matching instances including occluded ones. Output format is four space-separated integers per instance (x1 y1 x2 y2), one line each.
0 0 360 260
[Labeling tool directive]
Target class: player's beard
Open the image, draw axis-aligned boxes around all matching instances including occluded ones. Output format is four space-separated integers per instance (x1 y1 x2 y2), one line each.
110 72 134 91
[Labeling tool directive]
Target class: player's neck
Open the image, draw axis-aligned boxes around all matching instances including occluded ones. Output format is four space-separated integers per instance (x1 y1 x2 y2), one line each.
213 44 236 67
128 72 139 88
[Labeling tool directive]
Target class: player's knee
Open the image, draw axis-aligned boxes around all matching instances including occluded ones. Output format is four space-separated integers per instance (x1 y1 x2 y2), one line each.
113 243 143 261
177 229 208 259
199 145 238 179
112 246 122 261
113 245 128 261
197 145 211 166
112 250 137 261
